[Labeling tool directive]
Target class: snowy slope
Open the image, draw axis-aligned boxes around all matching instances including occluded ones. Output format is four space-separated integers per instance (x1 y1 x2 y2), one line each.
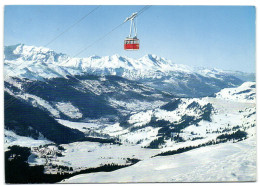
4 130 52 151
52 142 159 171
216 82 255 103
62 137 256 183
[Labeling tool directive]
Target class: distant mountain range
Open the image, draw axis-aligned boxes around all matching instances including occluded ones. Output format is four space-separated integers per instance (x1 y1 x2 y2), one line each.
4 44 255 97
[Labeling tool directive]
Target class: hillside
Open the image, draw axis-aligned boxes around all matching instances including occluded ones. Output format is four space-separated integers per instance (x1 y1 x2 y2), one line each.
5 81 256 183
62 137 256 183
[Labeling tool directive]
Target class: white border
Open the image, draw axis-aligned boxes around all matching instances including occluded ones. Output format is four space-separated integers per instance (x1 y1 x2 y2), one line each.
0 1 259 186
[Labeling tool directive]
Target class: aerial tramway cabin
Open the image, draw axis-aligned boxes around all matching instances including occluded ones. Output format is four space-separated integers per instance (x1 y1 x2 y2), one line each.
124 12 139 51
124 37 139 50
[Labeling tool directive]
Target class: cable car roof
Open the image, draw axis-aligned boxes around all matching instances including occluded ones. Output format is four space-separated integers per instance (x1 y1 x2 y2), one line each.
124 37 139 40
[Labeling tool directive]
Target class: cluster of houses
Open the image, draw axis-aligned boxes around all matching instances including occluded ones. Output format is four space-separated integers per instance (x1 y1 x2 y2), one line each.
31 145 70 174
31 145 59 158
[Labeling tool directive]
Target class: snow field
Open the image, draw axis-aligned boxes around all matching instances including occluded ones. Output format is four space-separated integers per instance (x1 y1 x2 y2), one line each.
108 98 166 113
55 102 83 119
52 141 159 171
56 119 101 133
62 137 256 183
216 82 255 103
4 130 52 151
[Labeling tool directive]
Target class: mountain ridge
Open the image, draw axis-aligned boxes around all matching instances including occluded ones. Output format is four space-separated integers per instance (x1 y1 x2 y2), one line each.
5 44 254 80
4 44 254 97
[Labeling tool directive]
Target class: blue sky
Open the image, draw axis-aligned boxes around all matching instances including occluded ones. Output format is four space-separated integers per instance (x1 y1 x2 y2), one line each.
4 5 255 73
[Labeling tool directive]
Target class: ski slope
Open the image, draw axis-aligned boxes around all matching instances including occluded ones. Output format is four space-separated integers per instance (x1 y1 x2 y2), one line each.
62 137 256 183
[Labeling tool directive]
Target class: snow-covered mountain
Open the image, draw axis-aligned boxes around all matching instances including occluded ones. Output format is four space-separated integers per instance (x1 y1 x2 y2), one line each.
4 44 256 183
4 44 254 97
4 44 210 79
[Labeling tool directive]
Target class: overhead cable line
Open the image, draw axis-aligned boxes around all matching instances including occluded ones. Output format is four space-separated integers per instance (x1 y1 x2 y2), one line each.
4 5 152 109
68 5 151 59
4 5 100 80
4 6 101 108
44 5 101 47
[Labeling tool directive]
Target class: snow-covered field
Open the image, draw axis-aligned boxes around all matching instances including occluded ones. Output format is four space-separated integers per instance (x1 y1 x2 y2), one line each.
62 137 256 183
55 102 83 119
56 119 101 133
4 130 52 151
53 142 159 171
108 98 165 113
216 81 255 103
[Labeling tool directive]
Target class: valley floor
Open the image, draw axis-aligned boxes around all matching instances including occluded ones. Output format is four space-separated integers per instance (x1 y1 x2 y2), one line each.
62 136 256 183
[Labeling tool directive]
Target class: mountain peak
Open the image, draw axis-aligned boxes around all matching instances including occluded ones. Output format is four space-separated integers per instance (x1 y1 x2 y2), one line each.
110 54 123 61
13 44 53 55
140 54 172 66
5 44 68 63
142 54 160 60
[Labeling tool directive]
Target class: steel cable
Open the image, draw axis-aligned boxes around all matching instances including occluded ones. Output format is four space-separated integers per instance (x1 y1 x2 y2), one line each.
4 5 152 109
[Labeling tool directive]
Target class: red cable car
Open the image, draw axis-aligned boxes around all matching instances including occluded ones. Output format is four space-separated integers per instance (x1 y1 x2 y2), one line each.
124 37 139 50
124 12 139 51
